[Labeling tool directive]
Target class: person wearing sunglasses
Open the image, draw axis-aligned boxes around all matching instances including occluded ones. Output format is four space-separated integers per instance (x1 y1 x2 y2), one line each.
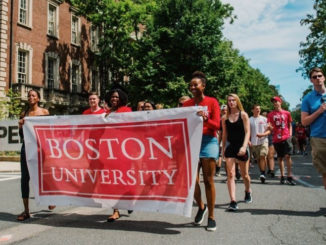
301 67 326 189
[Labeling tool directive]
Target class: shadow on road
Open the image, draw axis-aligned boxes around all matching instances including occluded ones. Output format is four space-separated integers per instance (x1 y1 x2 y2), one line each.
235 207 326 217
0 211 199 235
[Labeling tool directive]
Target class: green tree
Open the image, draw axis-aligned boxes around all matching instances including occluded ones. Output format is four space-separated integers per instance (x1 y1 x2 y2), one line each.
128 0 235 106
0 89 23 119
72 0 280 110
298 0 326 78
71 0 156 93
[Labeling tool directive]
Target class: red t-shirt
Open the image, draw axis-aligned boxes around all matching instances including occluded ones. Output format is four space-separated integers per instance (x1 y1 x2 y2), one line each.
183 96 220 137
106 106 132 114
82 108 106 115
296 127 306 140
267 109 292 143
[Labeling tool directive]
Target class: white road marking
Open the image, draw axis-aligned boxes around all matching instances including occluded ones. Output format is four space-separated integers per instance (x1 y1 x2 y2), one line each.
0 234 12 242
0 174 20 182
275 169 323 189
0 207 106 244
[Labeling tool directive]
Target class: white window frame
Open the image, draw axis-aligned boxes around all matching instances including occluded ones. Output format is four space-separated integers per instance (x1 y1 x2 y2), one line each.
70 59 81 93
15 43 33 84
45 52 59 89
47 1 60 38
18 0 33 27
71 14 80 45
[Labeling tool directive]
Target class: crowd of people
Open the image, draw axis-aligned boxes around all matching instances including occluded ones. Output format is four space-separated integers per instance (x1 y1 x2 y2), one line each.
17 68 326 232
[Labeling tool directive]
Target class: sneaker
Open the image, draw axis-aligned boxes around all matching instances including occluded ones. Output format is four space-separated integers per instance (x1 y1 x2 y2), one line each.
260 174 266 184
286 176 296 186
206 218 216 231
228 201 238 211
244 191 252 203
280 176 285 184
270 171 275 178
194 205 207 225
215 169 221 177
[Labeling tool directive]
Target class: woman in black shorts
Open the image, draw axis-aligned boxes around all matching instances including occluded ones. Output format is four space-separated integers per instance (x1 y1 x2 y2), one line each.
222 94 252 211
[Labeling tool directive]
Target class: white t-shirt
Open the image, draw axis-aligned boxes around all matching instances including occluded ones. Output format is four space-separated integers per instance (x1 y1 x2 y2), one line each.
250 115 268 146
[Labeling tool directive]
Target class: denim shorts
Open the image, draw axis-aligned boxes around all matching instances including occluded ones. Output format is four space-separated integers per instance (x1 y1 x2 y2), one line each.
200 135 219 160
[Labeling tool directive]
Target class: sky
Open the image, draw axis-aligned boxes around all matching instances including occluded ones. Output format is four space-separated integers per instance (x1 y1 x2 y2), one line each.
220 0 314 109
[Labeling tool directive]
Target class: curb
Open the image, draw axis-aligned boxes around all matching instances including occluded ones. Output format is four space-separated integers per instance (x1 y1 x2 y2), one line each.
0 156 20 162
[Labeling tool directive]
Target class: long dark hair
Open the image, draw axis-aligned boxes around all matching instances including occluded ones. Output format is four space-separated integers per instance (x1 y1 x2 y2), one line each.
105 88 128 107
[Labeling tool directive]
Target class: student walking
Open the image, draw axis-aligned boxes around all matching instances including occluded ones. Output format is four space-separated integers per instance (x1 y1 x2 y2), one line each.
267 96 295 185
301 67 326 189
183 71 220 231
249 104 269 183
222 94 252 211
17 90 55 221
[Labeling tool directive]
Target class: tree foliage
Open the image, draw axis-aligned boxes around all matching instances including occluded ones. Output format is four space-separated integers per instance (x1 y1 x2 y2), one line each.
0 89 23 119
298 0 326 78
72 0 281 112
71 0 156 91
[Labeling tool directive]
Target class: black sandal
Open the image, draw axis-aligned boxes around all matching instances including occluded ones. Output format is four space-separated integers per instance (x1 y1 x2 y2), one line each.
17 211 30 221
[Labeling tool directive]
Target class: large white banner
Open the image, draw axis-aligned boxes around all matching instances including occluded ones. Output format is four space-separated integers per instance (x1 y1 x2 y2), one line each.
23 107 203 217
0 120 22 151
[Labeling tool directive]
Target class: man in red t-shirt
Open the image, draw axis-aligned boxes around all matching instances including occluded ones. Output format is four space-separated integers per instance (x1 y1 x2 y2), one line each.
83 92 106 115
267 96 295 185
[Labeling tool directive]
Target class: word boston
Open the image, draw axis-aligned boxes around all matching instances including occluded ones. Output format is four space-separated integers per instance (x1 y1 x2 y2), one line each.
23 107 203 217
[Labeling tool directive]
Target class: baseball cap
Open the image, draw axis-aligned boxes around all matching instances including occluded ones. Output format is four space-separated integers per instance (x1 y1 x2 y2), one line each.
271 96 282 103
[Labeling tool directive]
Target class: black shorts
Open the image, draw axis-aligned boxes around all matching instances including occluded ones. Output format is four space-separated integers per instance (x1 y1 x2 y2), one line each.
225 143 249 162
298 138 307 146
273 138 293 158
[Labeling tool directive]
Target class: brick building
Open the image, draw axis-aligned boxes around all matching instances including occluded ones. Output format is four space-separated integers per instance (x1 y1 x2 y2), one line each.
0 0 100 114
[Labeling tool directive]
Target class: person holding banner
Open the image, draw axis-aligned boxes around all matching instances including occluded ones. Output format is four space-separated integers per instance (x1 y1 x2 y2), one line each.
222 93 252 211
105 88 133 222
82 92 106 115
183 71 220 232
17 89 55 221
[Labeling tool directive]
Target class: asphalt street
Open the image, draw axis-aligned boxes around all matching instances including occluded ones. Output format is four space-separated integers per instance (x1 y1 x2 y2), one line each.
0 153 325 245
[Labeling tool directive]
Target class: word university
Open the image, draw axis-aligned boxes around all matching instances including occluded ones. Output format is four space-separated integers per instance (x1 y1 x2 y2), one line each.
23 107 203 217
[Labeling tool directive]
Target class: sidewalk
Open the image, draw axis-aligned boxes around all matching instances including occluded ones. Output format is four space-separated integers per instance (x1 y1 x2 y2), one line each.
0 161 20 172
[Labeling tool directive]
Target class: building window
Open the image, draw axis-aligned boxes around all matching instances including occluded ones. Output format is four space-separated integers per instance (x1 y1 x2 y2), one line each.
48 59 55 89
45 52 59 89
90 26 99 52
48 2 58 37
17 51 27 83
16 43 33 84
71 15 80 45
71 61 81 93
18 0 32 27
19 0 27 24
91 68 99 92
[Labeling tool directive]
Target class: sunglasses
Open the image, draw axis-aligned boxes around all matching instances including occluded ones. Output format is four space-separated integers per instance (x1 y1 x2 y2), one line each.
312 74 323 79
